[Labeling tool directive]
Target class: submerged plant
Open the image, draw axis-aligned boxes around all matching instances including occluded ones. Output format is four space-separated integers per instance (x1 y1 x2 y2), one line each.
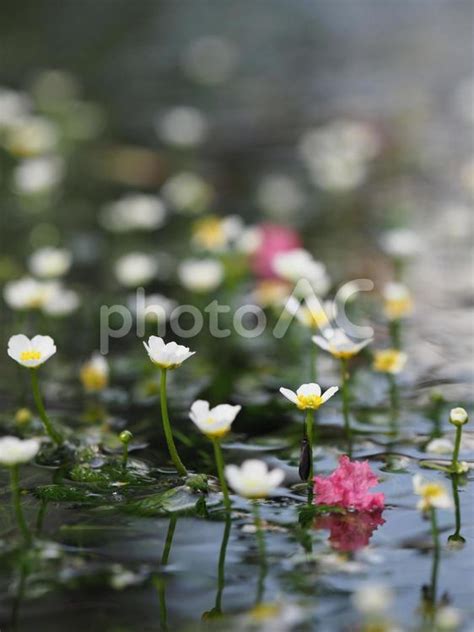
0 436 40 545
189 399 241 511
143 336 195 477
8 334 63 445
279 383 338 482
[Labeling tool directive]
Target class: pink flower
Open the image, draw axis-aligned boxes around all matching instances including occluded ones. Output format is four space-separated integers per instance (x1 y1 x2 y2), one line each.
252 223 301 279
314 510 385 552
313 455 385 512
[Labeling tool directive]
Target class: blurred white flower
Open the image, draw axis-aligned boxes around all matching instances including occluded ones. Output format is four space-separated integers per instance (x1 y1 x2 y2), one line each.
235 226 263 255
272 248 330 296
189 399 241 438
8 334 56 368
0 87 31 127
6 115 59 157
3 277 59 311
425 438 454 455
156 106 207 147
0 436 40 466
178 258 224 293
225 459 284 498
161 172 213 215
352 583 393 614
313 328 372 359
284 295 333 330
42 287 80 317
299 120 379 192
114 253 158 287
373 349 407 374
436 606 462 630
29 247 72 278
143 336 195 369
182 36 238 85
413 474 453 512
100 194 166 232
80 352 109 392
449 407 468 426
13 156 64 195
382 282 413 320
380 228 421 259
256 174 304 218
280 383 338 410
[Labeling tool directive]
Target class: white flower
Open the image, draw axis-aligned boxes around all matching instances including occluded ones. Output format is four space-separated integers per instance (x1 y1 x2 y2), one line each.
6 115 58 156
313 328 372 359
0 88 31 128
449 407 468 426
272 249 330 296
80 352 109 392
3 277 57 310
235 226 263 255
0 436 40 466
100 194 166 232
191 215 243 252
29 247 72 278
156 106 208 147
189 400 241 438
413 474 453 512
280 383 339 410
13 156 64 195
143 336 195 370
225 459 285 498
425 438 454 455
382 282 413 320
380 228 421 259
8 334 57 368
284 295 334 330
256 174 304 218
42 287 80 317
114 253 158 287
161 172 213 215
178 258 224 293
352 583 393 614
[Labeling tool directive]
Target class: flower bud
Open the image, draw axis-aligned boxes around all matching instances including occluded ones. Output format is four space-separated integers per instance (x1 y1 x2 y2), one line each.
119 430 133 445
449 407 468 426
15 407 32 425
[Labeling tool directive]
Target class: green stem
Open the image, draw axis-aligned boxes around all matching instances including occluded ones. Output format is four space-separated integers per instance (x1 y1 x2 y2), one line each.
429 507 440 605
10 466 31 546
252 501 267 605
159 369 187 477
30 369 63 445
122 444 129 470
154 514 178 632
212 439 231 511
389 319 402 350
340 358 352 452
305 410 314 482
450 474 464 541
162 514 177 566
310 337 318 382
388 374 399 435
451 425 462 471
215 514 231 613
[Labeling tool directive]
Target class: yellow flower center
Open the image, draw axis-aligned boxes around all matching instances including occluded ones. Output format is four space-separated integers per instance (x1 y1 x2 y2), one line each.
20 350 41 361
203 417 229 438
329 347 356 360
384 296 413 320
192 216 226 250
296 394 323 410
373 349 404 373
250 603 280 621
301 307 329 330
80 366 108 392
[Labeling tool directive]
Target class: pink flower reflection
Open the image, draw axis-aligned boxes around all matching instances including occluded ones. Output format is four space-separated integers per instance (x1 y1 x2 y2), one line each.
315 510 385 552
313 456 385 512
252 223 301 279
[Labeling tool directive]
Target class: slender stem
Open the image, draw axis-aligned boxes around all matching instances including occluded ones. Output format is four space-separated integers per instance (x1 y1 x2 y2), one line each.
388 374 399 435
451 425 462 470
340 358 352 452
29 369 63 445
215 514 231 613
389 319 402 350
251 501 267 605
10 466 31 546
450 474 463 540
305 410 314 482
35 499 47 536
155 514 178 632
159 369 187 477
212 439 231 511
310 336 318 382
161 514 177 566
429 507 440 605
122 444 129 470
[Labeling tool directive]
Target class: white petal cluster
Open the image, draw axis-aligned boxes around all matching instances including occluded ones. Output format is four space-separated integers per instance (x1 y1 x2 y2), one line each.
189 400 241 438
4 276 80 316
280 383 339 410
13 156 64 195
29 247 72 278
272 249 330 296
313 328 372 359
161 172 213 215
0 436 40 466
156 106 208 147
380 228 421 259
178 258 224 293
225 459 285 498
114 253 158 287
143 336 195 370
8 334 56 368
413 474 453 512
129 293 177 322
100 194 166 232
